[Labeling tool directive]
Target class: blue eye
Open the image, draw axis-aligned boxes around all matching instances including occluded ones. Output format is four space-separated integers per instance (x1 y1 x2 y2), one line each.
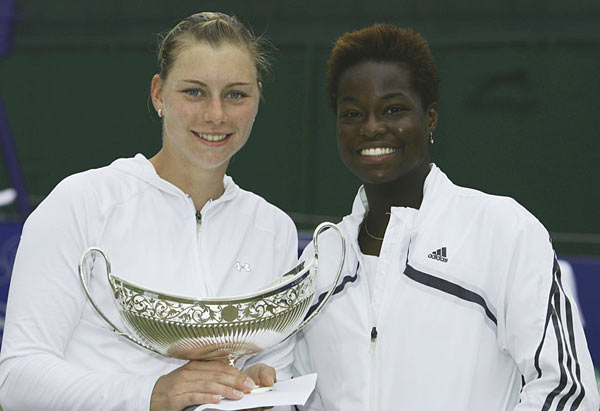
184 89 202 97
227 91 246 100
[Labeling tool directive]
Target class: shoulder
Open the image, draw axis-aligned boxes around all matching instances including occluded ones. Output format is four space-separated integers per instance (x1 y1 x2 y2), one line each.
31 158 152 220
33 167 108 213
232 184 297 235
448 178 545 229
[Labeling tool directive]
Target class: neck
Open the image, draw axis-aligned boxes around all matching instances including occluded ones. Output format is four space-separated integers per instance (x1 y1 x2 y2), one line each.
364 163 430 219
358 163 431 257
150 150 227 211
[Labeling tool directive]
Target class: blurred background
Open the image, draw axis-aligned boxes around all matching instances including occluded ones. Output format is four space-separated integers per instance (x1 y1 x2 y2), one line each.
0 0 599 377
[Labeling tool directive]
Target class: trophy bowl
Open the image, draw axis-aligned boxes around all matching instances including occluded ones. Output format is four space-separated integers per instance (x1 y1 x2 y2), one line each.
79 222 344 364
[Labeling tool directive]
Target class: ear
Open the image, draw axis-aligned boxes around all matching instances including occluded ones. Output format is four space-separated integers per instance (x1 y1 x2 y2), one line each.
427 102 439 134
150 74 164 112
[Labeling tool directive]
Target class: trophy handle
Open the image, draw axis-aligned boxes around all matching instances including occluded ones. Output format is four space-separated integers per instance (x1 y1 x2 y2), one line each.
78 247 163 355
284 222 346 340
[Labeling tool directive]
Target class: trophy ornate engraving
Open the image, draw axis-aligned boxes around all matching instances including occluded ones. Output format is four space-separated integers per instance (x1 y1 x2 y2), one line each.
78 222 344 365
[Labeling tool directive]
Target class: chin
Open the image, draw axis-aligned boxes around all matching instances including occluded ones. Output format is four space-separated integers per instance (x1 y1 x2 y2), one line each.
362 176 396 185
356 171 396 185
357 166 425 185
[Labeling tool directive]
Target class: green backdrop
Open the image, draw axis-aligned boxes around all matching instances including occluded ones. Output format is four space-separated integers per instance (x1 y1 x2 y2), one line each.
1 0 599 255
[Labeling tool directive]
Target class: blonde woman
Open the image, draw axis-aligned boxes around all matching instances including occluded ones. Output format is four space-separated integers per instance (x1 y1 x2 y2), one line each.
0 12 297 411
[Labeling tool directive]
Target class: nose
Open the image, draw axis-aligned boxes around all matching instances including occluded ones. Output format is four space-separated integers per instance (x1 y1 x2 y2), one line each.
360 114 386 138
203 97 227 124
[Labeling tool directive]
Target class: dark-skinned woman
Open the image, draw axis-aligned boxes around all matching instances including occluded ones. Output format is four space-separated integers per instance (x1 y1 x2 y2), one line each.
293 24 599 411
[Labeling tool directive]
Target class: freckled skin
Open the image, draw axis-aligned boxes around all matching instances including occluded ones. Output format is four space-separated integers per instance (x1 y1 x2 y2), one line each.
335 61 438 255
151 42 260 175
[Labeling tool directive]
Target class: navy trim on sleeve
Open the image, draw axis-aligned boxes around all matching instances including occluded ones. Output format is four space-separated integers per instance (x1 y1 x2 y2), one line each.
541 256 585 411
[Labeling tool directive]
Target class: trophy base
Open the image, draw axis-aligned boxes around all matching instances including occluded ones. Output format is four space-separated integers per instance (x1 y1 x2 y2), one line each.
167 339 261 363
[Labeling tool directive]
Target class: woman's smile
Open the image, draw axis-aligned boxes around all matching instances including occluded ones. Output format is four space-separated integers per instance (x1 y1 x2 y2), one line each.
359 147 399 157
191 130 233 145
356 143 403 164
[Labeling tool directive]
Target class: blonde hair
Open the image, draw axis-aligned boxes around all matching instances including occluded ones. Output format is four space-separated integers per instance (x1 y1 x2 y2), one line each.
157 12 272 84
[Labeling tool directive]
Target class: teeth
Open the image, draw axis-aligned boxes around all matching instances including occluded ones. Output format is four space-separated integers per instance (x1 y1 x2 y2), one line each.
196 133 228 142
360 147 397 156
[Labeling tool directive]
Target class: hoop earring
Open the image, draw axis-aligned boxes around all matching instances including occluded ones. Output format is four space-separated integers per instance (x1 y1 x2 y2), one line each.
158 108 163 118
428 132 434 144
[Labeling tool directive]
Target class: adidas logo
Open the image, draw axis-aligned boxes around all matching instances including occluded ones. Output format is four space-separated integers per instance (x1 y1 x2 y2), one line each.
428 247 448 263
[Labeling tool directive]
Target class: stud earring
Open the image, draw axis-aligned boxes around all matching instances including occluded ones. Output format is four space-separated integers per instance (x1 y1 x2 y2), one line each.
158 108 163 118
428 132 434 144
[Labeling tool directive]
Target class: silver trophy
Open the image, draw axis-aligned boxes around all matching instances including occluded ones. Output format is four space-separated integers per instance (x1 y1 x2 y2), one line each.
78 222 344 365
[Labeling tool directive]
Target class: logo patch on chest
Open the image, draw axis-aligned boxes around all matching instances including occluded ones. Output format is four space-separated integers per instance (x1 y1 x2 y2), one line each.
427 247 448 263
235 262 252 272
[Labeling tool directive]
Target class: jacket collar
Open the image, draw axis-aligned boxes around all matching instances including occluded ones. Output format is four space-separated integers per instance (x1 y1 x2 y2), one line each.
110 154 240 206
345 164 453 233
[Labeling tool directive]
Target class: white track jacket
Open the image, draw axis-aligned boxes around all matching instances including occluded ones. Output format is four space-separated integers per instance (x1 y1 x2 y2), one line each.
294 165 599 411
0 154 298 410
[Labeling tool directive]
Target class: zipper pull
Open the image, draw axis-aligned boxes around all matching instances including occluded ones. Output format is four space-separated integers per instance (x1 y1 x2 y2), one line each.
370 326 378 355
196 210 202 232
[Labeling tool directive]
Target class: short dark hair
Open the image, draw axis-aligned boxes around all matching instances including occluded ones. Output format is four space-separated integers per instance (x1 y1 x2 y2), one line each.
327 24 440 111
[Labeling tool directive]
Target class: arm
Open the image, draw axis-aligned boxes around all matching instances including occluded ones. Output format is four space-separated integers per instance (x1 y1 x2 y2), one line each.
0 177 157 410
0 177 259 411
503 219 599 410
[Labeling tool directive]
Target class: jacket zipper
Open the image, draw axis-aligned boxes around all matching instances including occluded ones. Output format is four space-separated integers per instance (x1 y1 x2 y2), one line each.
370 326 378 353
369 325 378 411
195 210 202 233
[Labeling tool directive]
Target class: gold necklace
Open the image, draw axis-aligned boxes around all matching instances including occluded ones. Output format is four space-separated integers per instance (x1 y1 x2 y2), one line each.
363 218 384 241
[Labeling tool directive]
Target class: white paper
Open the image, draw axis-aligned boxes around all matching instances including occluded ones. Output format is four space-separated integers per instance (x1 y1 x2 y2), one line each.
192 373 318 411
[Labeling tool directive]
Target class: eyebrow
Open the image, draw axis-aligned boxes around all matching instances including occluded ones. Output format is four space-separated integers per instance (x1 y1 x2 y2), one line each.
381 92 409 100
338 96 357 104
180 79 254 87
338 91 409 103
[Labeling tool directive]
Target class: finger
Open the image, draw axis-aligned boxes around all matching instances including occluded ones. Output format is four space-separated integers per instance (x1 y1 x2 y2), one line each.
258 366 276 386
243 363 277 389
179 366 255 394
185 361 252 387
185 360 241 377
176 379 245 401
176 392 223 408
